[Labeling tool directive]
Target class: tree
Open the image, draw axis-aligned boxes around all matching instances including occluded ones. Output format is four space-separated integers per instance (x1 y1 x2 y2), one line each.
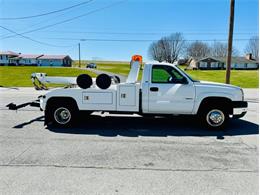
148 33 185 63
210 41 239 57
186 41 210 58
211 41 227 57
245 36 259 60
148 41 164 62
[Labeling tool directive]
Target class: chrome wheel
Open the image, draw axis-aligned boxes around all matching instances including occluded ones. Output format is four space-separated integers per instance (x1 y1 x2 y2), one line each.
206 109 225 127
54 107 71 125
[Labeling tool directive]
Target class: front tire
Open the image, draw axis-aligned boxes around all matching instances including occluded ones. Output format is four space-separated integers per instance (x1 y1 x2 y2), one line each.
199 106 229 129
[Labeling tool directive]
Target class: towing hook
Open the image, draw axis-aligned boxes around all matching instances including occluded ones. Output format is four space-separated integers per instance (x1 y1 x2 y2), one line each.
6 101 40 110
6 103 18 110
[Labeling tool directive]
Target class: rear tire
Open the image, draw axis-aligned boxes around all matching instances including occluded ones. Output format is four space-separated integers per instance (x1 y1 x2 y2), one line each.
47 102 77 128
199 105 229 129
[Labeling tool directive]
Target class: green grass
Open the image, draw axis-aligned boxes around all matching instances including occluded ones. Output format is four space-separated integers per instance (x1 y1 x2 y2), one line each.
0 66 96 87
75 61 258 88
186 70 259 88
1 64 258 88
73 61 131 75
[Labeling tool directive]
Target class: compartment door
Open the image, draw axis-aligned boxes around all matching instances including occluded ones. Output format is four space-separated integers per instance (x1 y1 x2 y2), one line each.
119 86 136 106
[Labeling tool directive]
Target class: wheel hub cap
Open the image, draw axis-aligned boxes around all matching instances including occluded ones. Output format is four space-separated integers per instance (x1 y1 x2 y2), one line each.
206 109 225 127
54 107 71 125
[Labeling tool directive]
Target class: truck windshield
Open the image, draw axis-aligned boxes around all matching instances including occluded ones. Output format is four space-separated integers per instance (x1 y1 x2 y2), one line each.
175 66 198 82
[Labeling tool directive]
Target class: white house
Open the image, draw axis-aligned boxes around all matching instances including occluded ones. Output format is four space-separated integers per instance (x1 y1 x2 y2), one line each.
38 55 72 67
0 51 19 65
19 54 44 66
0 51 72 67
10 54 44 66
187 54 259 70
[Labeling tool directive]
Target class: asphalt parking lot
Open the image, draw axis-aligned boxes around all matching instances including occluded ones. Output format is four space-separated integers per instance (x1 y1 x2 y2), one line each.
0 88 258 195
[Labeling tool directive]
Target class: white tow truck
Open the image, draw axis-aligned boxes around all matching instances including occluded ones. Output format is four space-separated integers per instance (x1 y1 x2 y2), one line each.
7 55 247 129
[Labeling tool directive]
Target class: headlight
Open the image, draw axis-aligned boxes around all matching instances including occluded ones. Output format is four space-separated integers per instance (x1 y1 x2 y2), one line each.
240 88 244 101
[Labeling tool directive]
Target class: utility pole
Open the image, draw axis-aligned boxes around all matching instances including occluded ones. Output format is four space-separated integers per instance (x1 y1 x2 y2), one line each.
78 43 81 68
226 0 235 84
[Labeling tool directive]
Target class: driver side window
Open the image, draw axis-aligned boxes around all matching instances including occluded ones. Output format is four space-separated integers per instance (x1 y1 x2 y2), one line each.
151 65 185 83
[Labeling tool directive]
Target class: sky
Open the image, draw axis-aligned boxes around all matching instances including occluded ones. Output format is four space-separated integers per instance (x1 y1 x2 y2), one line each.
0 0 258 61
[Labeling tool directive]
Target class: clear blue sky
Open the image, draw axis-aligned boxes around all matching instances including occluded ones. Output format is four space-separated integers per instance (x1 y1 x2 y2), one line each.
0 0 258 61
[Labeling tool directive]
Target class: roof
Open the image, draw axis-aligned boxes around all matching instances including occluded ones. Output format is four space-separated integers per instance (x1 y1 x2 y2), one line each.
191 56 259 64
1 51 72 60
145 61 177 66
18 54 43 59
38 55 71 60
217 57 258 64
0 51 19 56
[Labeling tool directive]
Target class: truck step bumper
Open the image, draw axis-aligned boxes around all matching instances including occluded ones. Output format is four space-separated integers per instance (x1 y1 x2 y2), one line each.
232 101 248 119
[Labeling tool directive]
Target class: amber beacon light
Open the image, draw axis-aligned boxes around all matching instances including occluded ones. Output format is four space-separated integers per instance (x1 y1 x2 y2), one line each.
131 55 142 63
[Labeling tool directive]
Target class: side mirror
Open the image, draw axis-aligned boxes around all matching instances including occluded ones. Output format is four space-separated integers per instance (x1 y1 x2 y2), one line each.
168 77 188 84
181 77 188 84
173 77 188 84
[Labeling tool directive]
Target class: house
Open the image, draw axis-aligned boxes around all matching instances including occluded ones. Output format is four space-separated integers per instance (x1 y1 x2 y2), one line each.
9 54 44 66
187 57 224 70
187 53 259 70
0 51 73 67
0 51 19 65
38 55 72 67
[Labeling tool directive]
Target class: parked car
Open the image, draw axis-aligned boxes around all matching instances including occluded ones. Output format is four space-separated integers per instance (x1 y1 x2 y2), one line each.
86 63 97 69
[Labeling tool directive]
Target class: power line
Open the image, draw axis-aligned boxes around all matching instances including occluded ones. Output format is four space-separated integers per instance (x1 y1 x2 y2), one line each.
0 1 94 38
0 0 95 20
1 0 127 40
0 26 75 48
39 30 258 35
37 37 258 42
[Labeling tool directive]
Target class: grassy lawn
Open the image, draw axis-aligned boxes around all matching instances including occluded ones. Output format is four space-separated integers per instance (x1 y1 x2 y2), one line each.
74 61 258 88
0 66 96 87
0 64 258 88
186 70 258 88
73 61 131 75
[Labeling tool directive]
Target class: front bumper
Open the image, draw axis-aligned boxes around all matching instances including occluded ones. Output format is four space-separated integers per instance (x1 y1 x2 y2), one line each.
232 101 248 119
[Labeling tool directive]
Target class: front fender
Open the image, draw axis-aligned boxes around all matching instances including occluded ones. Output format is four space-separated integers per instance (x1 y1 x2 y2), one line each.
192 92 234 114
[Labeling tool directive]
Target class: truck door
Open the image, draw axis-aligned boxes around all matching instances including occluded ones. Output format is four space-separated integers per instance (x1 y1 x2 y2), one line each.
148 65 195 114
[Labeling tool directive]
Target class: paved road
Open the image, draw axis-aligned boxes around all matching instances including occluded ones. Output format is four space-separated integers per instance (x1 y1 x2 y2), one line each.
0 88 258 195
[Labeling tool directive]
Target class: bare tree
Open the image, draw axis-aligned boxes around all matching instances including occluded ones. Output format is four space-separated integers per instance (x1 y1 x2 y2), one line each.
210 41 239 57
245 36 259 60
211 42 227 57
148 41 164 62
186 41 210 58
148 33 185 63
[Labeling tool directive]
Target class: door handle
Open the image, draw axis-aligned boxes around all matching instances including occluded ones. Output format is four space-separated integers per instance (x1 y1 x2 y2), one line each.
150 87 159 92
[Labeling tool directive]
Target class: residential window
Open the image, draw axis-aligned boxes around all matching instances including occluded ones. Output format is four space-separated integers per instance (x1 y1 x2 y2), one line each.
211 62 218 68
199 62 207 68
